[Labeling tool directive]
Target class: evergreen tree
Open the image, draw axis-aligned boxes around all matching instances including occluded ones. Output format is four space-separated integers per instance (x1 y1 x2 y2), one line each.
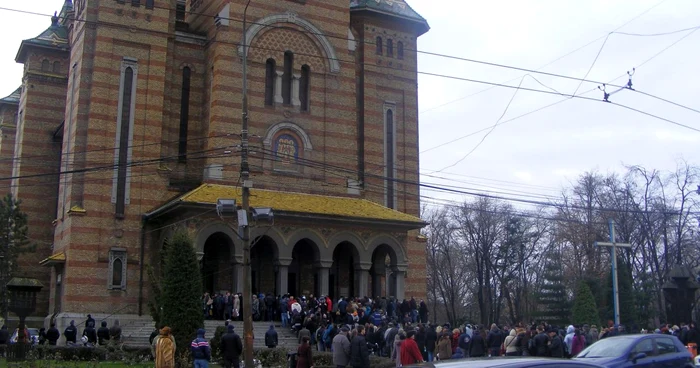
572 281 599 326
604 257 638 328
0 194 34 321
534 248 570 327
159 228 203 354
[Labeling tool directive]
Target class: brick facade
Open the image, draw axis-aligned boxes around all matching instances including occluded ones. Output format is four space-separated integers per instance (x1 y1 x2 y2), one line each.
4 0 428 325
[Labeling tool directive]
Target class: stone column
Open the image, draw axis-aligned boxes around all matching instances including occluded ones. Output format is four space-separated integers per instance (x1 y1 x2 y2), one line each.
276 258 292 296
394 270 405 301
233 263 244 294
355 263 371 298
318 267 330 297
274 71 284 104
292 73 301 106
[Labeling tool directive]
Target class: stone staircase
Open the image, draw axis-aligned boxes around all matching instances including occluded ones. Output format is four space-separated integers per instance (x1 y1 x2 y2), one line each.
203 320 300 350
121 319 299 350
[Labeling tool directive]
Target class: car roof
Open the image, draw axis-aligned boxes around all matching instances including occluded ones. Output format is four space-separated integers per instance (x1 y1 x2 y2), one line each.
407 357 605 368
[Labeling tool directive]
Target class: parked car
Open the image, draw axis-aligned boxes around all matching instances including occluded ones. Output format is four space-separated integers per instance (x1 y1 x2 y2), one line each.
574 334 694 367
404 357 605 367
10 327 39 344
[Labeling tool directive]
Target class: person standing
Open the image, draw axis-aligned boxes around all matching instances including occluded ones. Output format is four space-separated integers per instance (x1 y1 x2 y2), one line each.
400 330 424 365
350 325 370 368
153 327 176 368
436 333 452 360
46 323 60 346
221 325 243 368
332 327 351 368
85 314 95 329
191 328 211 368
296 336 314 368
425 324 437 361
548 329 564 358
64 320 77 345
110 320 122 342
265 324 278 349
97 321 111 346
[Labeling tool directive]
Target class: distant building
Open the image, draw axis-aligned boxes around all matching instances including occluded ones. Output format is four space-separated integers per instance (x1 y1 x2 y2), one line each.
2 0 428 328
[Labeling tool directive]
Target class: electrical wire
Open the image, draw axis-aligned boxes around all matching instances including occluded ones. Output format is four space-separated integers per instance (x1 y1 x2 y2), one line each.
1 6 698 118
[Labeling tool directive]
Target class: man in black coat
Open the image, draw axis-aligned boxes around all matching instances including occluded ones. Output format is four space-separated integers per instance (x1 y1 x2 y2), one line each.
533 327 549 357
548 329 564 358
46 323 60 345
97 321 110 346
0 325 9 345
264 324 278 348
85 314 95 329
64 320 77 344
350 325 370 368
264 293 276 322
425 324 437 361
82 325 97 345
220 325 243 368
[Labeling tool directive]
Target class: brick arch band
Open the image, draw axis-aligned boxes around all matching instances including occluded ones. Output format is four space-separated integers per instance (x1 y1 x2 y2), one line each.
238 12 341 74
264 121 313 151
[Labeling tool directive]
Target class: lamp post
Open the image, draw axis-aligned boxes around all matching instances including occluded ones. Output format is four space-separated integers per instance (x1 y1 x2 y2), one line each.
6 277 43 361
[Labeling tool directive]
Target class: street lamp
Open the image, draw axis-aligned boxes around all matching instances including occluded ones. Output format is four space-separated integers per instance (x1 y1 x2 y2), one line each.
6 277 43 361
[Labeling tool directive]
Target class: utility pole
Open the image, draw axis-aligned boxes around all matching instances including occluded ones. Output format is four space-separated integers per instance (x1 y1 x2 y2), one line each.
595 219 631 328
240 1 254 367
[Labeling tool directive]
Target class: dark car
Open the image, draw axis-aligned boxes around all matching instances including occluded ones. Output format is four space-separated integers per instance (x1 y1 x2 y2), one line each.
405 357 605 368
574 334 694 367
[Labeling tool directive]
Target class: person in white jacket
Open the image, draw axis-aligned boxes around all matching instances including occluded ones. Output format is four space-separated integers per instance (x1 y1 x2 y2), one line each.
563 325 575 356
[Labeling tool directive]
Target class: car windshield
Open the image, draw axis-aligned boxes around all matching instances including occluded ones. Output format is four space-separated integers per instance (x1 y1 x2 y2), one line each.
577 337 635 358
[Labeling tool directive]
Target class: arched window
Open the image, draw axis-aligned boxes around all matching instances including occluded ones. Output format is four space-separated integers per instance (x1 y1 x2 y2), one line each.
265 59 275 106
282 51 293 105
385 108 395 209
178 67 191 161
300 65 310 112
112 258 123 287
41 60 50 72
397 41 404 60
109 249 127 290
52 61 61 73
114 61 136 218
376 37 383 55
387 39 393 57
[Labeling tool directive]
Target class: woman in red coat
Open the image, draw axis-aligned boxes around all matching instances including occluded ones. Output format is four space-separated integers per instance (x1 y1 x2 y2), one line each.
296 336 314 368
401 331 424 366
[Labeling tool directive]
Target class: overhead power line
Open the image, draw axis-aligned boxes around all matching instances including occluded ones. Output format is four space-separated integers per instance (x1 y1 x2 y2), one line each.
1 6 698 117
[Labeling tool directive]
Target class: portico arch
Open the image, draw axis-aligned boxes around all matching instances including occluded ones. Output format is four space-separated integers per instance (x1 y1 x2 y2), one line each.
367 234 408 300
238 12 341 73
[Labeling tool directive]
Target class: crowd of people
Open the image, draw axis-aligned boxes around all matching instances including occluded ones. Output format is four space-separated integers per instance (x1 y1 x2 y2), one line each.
0 314 123 348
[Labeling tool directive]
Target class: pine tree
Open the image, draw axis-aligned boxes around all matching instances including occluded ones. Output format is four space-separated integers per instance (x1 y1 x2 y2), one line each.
604 257 638 328
160 228 203 354
572 281 598 326
0 194 34 321
534 248 570 327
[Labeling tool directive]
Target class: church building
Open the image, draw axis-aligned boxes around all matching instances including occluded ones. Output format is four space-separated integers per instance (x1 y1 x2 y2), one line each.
1 0 429 328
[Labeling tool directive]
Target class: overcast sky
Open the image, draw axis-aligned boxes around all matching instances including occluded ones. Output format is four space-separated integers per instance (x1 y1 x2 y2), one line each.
0 0 698 210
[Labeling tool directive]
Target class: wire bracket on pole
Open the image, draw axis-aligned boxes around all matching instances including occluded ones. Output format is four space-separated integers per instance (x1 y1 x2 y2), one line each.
625 68 635 90
599 67 636 103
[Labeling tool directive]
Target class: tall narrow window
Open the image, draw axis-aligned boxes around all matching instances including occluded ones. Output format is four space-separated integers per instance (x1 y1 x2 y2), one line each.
109 249 127 290
52 61 61 73
112 58 137 218
385 108 395 209
300 65 310 112
178 67 191 162
376 37 383 55
397 41 404 59
265 59 275 106
41 60 50 72
282 51 293 105
387 39 394 57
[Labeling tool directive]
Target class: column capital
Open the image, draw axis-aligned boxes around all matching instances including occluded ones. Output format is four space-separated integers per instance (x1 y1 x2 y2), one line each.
392 264 408 273
355 262 372 271
315 259 333 269
276 257 293 267
275 70 284 76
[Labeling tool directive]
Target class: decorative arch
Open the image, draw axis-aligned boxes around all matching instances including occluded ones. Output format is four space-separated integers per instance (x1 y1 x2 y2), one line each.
367 234 407 265
249 227 284 260
195 222 237 258
328 232 367 264
285 229 331 261
263 121 313 151
239 12 340 74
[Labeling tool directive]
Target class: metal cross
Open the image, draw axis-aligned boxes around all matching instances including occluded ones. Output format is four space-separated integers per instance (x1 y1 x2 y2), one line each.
595 219 631 327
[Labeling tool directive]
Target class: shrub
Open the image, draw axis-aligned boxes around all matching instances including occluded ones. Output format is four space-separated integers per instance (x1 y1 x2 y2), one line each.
160 228 203 358
209 326 226 360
